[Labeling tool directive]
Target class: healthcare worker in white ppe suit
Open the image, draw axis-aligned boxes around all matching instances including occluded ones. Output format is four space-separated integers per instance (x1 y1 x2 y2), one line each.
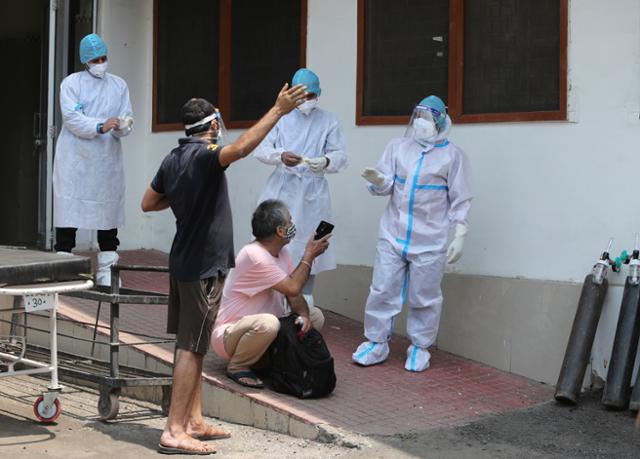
53 33 133 286
254 68 348 316
352 95 472 372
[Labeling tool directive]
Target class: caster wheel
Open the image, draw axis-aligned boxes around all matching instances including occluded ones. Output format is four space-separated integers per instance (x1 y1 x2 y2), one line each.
34 396 61 423
98 388 120 421
161 385 172 416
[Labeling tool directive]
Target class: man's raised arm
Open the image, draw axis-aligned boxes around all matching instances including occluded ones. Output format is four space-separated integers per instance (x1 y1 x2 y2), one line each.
218 83 307 167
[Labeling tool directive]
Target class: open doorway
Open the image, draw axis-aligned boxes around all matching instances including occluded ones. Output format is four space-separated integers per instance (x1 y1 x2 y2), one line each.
0 1 48 247
54 0 96 250
0 0 95 249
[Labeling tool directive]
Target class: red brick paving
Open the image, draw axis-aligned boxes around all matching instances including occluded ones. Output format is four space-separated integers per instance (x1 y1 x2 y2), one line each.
58 250 553 436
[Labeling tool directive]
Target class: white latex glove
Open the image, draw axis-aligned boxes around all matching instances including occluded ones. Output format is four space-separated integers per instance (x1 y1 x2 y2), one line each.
305 156 328 172
447 223 468 264
361 167 385 188
117 116 134 130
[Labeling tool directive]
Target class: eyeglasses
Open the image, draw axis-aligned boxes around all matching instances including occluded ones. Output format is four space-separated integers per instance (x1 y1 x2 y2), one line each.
89 56 107 64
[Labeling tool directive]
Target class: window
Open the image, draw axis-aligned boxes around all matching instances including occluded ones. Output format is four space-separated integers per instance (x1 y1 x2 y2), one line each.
67 0 94 74
356 0 568 125
153 0 307 131
153 0 219 130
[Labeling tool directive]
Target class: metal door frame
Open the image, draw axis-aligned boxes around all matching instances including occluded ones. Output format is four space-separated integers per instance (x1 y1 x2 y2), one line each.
40 0 57 250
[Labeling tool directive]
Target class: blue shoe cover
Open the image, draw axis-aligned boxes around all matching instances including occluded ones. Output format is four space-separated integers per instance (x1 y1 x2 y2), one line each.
405 345 431 372
352 341 389 366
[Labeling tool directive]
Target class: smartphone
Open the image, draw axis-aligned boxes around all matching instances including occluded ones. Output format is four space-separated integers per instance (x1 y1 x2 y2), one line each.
314 220 335 240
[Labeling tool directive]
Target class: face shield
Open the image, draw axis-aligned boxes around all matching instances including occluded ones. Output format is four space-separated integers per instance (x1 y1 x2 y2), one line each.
405 105 445 145
213 109 229 145
184 108 228 145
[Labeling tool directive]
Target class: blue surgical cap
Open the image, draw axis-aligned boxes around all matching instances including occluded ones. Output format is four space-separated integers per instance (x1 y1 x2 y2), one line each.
79 33 108 64
418 95 447 128
292 68 321 96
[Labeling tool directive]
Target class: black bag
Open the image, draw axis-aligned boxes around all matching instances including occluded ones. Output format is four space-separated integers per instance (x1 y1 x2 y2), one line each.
268 314 336 398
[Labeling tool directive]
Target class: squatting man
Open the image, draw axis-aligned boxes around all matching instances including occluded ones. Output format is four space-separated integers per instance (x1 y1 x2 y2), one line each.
211 199 331 389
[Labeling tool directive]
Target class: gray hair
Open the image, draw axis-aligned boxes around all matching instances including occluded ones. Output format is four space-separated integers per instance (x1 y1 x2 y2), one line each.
252 200 289 240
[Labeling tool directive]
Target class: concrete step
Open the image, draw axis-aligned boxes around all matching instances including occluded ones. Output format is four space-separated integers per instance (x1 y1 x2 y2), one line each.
8 304 355 444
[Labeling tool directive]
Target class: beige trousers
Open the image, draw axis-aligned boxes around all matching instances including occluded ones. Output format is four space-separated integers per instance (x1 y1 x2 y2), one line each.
223 307 325 374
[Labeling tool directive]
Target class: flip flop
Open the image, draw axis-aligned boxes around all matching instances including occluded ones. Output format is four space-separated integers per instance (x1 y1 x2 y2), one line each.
192 427 232 441
195 432 231 441
157 444 216 455
226 370 264 389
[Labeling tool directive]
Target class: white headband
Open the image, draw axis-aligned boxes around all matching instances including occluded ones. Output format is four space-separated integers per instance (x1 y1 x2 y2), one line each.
185 113 216 130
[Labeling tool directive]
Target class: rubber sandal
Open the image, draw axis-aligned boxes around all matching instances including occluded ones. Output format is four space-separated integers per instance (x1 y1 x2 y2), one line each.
192 427 231 441
157 444 216 455
226 370 264 389
195 433 231 441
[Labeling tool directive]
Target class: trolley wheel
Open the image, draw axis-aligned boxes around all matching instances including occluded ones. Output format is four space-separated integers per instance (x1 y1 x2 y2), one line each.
33 395 61 423
161 385 172 416
98 388 120 421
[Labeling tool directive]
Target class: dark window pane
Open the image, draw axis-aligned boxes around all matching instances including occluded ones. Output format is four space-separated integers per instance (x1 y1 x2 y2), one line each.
463 0 560 114
363 0 449 117
156 0 219 125
230 0 302 122
67 0 93 74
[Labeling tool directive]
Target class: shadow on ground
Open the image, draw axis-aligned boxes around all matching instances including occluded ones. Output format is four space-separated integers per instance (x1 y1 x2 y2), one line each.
0 411 56 446
365 390 640 459
86 420 163 452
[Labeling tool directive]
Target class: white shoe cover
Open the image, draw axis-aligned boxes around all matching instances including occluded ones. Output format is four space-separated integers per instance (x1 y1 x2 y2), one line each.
55 251 74 256
405 344 431 372
352 341 389 366
96 251 119 287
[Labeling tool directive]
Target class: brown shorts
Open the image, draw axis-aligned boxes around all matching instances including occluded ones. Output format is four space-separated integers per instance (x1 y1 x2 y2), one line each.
167 275 225 355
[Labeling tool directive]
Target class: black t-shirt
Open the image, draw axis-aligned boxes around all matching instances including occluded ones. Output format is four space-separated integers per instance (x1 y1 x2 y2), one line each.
151 138 234 281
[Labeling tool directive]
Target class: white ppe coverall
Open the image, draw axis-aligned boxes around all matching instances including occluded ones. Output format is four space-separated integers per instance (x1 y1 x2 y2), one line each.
254 108 348 275
53 71 133 229
353 118 472 371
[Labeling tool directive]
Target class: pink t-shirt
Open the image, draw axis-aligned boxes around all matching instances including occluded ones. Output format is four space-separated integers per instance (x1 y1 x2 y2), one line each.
211 242 293 360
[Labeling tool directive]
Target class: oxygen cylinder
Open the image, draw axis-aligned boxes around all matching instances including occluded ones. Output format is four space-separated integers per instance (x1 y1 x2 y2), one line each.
629 356 640 411
601 246 640 410
555 241 613 404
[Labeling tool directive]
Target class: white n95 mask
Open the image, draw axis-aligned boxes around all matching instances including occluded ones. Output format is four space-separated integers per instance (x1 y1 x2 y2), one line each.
298 99 318 116
88 62 108 79
412 118 438 144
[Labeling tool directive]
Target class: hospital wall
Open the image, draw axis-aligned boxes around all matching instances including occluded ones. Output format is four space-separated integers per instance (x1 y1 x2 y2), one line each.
98 0 640 386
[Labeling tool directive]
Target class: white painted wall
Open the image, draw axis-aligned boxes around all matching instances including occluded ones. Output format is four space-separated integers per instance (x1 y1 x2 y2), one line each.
100 0 640 274
98 0 640 382
97 0 153 250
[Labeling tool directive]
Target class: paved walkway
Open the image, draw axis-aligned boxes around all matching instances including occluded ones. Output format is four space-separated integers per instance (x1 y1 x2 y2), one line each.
58 250 553 436
0 375 351 458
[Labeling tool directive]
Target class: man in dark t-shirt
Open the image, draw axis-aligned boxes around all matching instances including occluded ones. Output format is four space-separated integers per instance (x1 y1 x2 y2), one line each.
141 83 307 455
151 138 234 283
